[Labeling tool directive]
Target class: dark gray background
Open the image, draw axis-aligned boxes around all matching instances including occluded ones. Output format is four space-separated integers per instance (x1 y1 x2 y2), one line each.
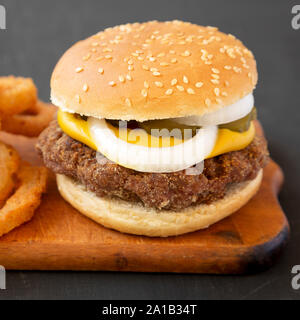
0 0 299 300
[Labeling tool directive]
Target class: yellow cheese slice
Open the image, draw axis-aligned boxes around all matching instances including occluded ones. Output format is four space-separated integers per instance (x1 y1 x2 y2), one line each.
208 121 255 158
58 110 97 150
57 110 255 159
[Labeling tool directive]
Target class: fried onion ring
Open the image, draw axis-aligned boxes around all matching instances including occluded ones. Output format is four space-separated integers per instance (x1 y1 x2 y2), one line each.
0 162 48 237
0 76 37 116
0 142 20 208
1 100 57 137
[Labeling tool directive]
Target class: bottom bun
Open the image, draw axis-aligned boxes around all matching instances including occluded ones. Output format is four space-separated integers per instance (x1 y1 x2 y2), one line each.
56 170 263 237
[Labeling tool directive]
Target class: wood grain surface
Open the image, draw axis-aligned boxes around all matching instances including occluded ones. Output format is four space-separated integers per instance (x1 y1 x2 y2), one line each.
0 124 289 274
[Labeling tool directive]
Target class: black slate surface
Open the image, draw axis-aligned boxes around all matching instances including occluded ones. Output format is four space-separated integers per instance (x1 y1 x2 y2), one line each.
0 0 299 300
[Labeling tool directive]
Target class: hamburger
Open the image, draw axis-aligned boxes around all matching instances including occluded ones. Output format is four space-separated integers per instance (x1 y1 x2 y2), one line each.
37 20 269 237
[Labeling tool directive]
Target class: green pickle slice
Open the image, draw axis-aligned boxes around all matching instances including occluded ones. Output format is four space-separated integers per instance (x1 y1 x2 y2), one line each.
106 107 256 137
139 119 199 139
219 107 256 132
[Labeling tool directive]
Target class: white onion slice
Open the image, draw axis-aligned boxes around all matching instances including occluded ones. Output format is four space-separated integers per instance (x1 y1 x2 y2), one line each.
88 118 218 173
174 93 254 126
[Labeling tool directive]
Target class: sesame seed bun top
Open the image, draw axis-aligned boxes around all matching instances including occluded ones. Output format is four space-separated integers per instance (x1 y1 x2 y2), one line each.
51 20 257 121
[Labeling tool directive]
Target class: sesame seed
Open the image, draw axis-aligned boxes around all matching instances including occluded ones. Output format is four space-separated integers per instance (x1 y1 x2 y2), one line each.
150 67 158 72
75 67 84 73
205 98 211 107
83 84 89 92
91 42 99 47
244 49 253 57
225 81 230 87
155 81 163 88
82 54 91 61
165 89 173 95
157 52 165 58
169 50 176 54
96 56 104 61
141 89 148 97
183 76 189 84
152 71 161 76
207 26 218 31
248 72 251 78
102 47 112 52
214 88 220 96
221 92 228 96
119 75 125 83
236 47 243 56
105 55 112 59
233 66 241 73
144 81 149 88
227 49 236 59
171 78 177 86
187 88 195 95
109 81 116 87
171 58 177 63
160 62 169 66
195 82 203 88
149 57 156 62
128 65 134 71
126 74 132 81
224 65 232 70
176 85 184 92
216 98 222 104
125 98 132 107
98 68 104 74
211 79 219 84
211 74 220 79
127 59 134 65
142 65 149 71
212 68 220 74
181 50 191 57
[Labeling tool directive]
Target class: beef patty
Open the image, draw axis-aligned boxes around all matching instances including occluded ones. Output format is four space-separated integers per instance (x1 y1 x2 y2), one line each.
37 121 269 211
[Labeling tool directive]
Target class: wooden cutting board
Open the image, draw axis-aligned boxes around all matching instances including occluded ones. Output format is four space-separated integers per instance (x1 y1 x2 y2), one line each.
0 125 289 274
